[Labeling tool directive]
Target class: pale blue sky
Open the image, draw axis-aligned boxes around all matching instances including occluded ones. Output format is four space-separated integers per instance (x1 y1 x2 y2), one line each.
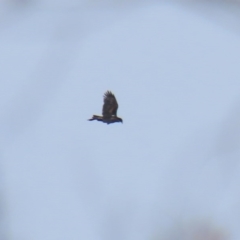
0 1 240 240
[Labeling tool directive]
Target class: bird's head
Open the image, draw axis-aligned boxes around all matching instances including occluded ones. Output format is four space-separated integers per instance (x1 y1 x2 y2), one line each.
116 117 123 123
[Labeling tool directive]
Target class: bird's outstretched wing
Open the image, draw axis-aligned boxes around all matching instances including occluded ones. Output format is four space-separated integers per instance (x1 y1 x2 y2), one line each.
102 91 118 118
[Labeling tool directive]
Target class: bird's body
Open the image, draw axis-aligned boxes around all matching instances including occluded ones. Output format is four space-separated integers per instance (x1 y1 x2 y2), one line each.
89 115 122 124
88 91 123 124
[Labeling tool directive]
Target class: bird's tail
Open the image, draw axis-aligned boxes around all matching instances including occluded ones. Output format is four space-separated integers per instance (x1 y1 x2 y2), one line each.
88 115 103 121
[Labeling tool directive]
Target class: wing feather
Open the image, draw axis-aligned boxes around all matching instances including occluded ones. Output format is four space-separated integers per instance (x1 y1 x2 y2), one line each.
102 91 118 117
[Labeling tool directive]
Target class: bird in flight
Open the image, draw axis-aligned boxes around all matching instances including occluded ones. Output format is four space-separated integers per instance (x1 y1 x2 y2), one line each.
89 91 123 124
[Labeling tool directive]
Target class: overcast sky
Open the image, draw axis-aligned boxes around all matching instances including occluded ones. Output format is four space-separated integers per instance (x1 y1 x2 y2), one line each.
0 1 240 240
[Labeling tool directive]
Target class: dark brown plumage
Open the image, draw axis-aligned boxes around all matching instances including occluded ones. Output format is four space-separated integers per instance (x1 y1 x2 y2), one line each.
88 91 123 124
